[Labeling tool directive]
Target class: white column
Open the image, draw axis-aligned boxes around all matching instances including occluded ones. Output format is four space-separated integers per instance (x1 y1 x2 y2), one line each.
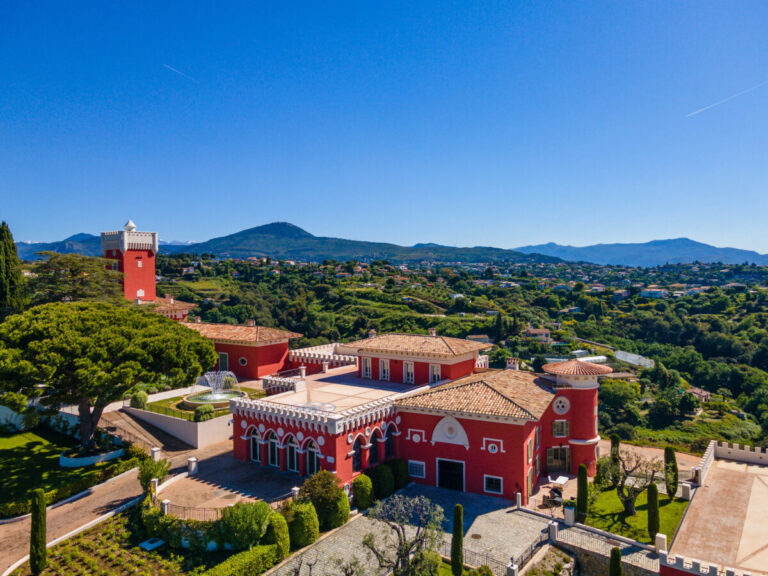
187 457 198 476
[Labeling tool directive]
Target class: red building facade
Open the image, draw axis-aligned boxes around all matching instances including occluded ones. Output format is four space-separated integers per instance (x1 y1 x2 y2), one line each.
101 220 159 301
229 333 610 503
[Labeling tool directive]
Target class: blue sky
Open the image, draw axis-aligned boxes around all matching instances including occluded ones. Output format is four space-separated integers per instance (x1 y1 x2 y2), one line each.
2 2 768 251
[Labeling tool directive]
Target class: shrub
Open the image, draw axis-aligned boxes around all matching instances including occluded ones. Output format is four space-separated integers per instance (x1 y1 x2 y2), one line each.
298 470 345 531
286 501 319 548
30 489 47 575
130 391 148 410
328 491 350 530
468 567 494 576
413 549 441 576
647 483 659 542
577 464 588 523
385 458 408 490
138 458 171 493
262 512 290 560
352 474 374 510
194 404 216 422
664 446 678 499
203 544 280 576
613 422 635 440
610 546 623 576
221 501 272 551
594 456 612 489
367 464 395 500
451 503 463 576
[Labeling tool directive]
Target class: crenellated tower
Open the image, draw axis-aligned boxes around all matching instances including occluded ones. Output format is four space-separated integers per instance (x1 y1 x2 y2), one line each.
101 220 158 301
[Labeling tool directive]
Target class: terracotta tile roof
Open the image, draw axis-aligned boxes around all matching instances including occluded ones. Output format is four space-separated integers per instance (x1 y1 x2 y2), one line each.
542 359 613 376
342 333 491 358
183 322 302 344
395 370 555 420
152 297 197 313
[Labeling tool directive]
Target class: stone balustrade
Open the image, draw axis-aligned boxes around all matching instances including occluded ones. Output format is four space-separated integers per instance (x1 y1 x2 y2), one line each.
262 375 306 395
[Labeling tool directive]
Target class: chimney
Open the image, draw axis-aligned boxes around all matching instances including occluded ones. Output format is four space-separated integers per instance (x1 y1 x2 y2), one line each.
247 319 256 327
195 316 202 323
506 357 520 371
368 329 377 339
428 328 437 337
165 293 174 304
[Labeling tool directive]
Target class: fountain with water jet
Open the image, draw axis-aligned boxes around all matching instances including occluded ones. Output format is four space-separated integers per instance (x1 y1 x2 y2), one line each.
180 371 246 410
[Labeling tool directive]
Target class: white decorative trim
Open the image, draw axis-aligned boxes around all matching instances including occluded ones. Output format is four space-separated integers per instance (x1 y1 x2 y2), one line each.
568 435 600 445
481 438 506 453
407 429 425 443
483 474 503 495
431 416 469 450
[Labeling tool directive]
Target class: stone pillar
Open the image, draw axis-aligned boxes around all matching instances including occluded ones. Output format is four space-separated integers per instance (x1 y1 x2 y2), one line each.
187 457 198 476
564 506 576 526
681 482 692 500
260 441 268 466
322 361 329 373
548 521 558 542
151 447 162 461
506 563 519 576
150 478 159 501
361 443 371 470
299 366 306 378
291 486 301 500
297 450 307 477
515 492 522 508
161 499 170 515
655 533 667 553
279 445 288 471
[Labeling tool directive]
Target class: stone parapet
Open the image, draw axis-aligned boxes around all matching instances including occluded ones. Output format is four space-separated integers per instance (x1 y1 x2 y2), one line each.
659 551 750 576
714 441 768 466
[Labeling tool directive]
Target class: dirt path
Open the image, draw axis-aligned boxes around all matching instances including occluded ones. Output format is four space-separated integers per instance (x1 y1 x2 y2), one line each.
597 439 700 471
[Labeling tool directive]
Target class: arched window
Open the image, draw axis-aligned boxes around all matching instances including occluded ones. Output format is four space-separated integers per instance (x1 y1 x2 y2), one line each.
286 436 298 472
352 437 363 472
305 440 320 476
248 429 260 463
385 427 395 459
266 431 280 468
369 430 381 466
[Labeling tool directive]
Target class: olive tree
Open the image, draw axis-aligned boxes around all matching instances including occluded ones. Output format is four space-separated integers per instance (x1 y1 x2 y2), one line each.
0 302 216 448
612 450 663 516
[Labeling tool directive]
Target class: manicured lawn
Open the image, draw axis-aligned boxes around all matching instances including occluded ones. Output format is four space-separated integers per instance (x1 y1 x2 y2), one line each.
0 429 123 504
12 507 228 575
584 488 688 544
146 389 265 421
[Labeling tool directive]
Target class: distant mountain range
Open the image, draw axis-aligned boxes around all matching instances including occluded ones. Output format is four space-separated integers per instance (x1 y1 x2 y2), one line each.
16 224 768 267
514 238 768 267
16 223 557 264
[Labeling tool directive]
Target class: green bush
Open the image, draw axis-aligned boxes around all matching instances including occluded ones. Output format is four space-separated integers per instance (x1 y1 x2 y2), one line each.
130 391 148 410
413 549 441 576
352 474 374 510
367 464 395 500
594 456 612 489
285 501 319 549
384 458 408 490
262 512 290 560
451 503 463 576
577 464 588 523
664 446 678 499
328 491 350 530
138 458 171 493
194 404 216 422
298 470 346 531
468 567 494 576
30 488 47 575
610 546 623 576
221 501 272 551
203 544 280 576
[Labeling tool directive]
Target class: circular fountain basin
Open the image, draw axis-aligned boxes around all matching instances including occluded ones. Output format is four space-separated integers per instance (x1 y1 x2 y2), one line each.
179 390 246 411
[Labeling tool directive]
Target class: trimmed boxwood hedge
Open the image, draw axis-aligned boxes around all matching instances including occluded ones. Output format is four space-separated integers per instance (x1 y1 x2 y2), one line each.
352 474 374 510
298 470 349 531
367 464 395 500
285 501 319 549
203 544 281 576
385 458 408 490
263 511 290 559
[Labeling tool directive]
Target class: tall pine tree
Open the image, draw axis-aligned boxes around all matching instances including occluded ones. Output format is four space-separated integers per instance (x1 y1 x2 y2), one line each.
0 221 24 315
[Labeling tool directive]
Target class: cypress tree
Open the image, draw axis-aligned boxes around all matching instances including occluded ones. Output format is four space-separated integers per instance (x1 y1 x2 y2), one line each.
577 463 588 523
609 434 621 487
609 547 623 576
0 221 24 315
664 446 678 500
647 483 659 542
30 488 47 575
451 503 464 576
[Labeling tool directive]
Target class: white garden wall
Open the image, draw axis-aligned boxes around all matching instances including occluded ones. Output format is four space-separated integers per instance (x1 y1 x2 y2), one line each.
123 407 232 448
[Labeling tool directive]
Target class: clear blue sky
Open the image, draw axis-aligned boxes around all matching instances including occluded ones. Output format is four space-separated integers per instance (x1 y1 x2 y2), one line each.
2 2 767 251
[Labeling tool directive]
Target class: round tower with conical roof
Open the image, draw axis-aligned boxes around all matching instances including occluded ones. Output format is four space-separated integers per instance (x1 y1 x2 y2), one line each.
542 359 612 475
101 221 159 301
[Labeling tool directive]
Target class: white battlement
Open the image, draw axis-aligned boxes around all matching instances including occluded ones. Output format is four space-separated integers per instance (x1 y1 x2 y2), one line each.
101 225 159 254
714 441 768 465
288 343 357 368
660 551 751 576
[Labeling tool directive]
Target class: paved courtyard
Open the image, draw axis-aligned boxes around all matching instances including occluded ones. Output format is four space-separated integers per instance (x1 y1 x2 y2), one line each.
161 451 300 508
670 459 768 574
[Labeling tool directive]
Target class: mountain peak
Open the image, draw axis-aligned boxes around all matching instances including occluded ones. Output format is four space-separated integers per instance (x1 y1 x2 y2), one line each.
245 222 314 239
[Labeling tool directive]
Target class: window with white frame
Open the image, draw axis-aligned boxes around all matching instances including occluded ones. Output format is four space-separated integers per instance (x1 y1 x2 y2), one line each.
429 364 441 384
361 357 372 379
137 260 143 268
527 438 534 463
380 359 390 381
407 460 426 478
553 420 570 438
484 475 503 494
403 361 414 384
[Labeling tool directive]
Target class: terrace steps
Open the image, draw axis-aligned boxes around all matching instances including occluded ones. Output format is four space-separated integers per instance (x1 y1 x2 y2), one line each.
102 410 192 453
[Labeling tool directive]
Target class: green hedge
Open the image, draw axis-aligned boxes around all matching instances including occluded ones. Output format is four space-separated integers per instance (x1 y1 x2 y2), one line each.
263 512 290 559
385 458 408 490
130 391 148 410
298 470 348 531
367 464 395 500
352 474 374 510
284 501 319 549
194 405 216 422
203 544 280 576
